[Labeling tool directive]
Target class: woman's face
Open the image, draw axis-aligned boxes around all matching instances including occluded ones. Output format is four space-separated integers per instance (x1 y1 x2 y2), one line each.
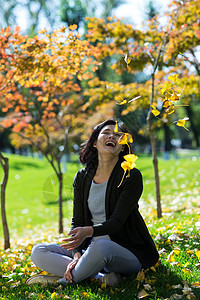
94 124 124 157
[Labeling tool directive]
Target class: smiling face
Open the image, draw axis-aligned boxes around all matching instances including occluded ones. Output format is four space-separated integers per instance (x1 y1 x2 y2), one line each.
94 124 124 158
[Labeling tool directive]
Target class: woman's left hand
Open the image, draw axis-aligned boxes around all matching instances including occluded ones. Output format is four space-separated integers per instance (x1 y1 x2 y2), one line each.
61 226 93 251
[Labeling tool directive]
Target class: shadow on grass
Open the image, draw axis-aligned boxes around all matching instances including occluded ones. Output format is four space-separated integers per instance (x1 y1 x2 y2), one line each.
43 196 72 205
10 161 43 170
72 263 200 299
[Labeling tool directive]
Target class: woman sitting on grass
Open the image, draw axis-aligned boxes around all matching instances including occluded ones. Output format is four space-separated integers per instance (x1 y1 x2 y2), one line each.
28 119 159 286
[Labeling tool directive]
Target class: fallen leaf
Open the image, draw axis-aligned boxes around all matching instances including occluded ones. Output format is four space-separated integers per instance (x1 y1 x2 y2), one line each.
169 294 183 299
195 250 200 260
167 233 181 241
143 283 152 291
137 289 150 299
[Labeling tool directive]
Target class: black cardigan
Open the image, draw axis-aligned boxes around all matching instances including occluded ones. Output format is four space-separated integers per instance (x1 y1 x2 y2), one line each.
71 160 159 269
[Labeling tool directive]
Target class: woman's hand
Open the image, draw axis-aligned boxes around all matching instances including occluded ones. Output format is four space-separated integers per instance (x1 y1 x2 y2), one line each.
64 252 81 282
61 226 93 251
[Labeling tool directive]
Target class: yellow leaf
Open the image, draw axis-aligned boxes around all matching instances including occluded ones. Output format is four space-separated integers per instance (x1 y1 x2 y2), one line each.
170 91 179 101
119 133 133 145
124 154 138 163
137 289 150 299
81 292 89 297
168 74 178 83
166 104 175 114
136 270 145 283
114 122 118 133
119 100 127 105
174 117 189 131
121 161 136 173
101 283 106 289
150 105 160 116
174 248 181 255
186 250 194 255
192 282 200 287
163 100 171 108
195 250 200 259
51 292 58 299
167 252 175 263
150 266 156 272
183 268 191 274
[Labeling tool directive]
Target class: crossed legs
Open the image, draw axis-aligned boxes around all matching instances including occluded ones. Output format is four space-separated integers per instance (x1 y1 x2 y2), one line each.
31 239 142 283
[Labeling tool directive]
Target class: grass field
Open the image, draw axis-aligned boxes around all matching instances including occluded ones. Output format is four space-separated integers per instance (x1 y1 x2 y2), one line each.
0 153 200 299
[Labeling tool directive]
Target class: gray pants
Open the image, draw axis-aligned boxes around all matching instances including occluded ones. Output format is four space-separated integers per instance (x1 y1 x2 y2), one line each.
31 238 142 283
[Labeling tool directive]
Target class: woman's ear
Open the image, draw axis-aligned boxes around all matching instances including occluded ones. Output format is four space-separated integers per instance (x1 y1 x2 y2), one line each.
93 141 97 148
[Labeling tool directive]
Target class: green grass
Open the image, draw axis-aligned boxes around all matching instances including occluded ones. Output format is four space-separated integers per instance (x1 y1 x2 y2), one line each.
0 153 200 299
0 154 80 237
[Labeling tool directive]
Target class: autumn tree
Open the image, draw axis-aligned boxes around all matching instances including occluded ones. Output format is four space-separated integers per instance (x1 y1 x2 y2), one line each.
83 0 199 217
0 25 100 235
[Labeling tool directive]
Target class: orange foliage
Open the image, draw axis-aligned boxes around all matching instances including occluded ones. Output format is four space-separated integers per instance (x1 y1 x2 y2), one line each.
0 26 100 150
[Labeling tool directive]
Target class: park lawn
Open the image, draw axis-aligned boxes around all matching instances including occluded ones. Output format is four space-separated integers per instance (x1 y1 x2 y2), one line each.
0 153 200 299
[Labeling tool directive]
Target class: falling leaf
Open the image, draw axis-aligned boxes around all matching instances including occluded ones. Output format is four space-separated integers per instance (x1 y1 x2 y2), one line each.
114 122 118 133
163 100 172 108
168 74 178 83
166 104 175 114
118 99 127 105
124 154 138 163
174 117 189 131
121 161 136 175
150 105 160 116
119 133 133 145
120 154 138 178
170 91 179 101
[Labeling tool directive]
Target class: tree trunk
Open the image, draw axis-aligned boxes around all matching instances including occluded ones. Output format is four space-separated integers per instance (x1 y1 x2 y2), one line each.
0 152 10 250
151 136 162 218
58 172 63 234
164 123 171 152
147 72 162 218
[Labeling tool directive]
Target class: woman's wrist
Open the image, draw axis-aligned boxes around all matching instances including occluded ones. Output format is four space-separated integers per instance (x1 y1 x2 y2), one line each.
85 226 94 237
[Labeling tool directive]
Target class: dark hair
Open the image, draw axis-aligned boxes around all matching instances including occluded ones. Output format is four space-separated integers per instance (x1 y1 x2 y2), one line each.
79 119 132 169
